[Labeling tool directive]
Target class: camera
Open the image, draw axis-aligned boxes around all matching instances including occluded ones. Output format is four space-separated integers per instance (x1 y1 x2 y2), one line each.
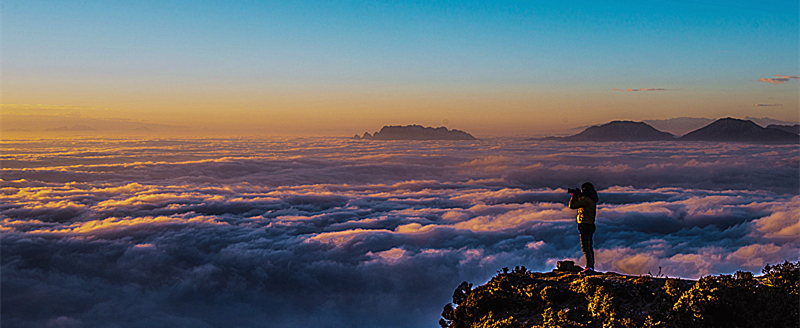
567 188 582 196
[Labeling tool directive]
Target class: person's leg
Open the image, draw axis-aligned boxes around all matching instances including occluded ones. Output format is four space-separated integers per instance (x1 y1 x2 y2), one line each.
585 225 594 269
579 223 595 269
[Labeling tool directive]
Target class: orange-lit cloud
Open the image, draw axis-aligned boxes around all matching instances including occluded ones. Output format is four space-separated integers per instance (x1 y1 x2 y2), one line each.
757 74 800 84
366 247 409 264
305 228 392 246
451 204 569 231
753 196 800 240
28 215 224 234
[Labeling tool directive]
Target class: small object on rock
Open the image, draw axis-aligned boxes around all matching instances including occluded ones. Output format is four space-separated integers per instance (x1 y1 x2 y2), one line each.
555 260 583 272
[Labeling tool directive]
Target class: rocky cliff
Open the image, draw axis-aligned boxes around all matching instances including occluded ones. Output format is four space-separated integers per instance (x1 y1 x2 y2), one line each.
439 261 798 328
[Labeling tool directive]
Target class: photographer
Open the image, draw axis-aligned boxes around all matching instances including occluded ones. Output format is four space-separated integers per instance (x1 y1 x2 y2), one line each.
568 182 599 274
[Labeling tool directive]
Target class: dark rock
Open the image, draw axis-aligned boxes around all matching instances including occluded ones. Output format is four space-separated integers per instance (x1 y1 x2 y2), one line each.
539 286 572 304
555 260 583 272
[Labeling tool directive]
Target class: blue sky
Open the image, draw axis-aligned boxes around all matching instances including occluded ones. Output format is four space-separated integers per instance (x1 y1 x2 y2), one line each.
3 0 798 135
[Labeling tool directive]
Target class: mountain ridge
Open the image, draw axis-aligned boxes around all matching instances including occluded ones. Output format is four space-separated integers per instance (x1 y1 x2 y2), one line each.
642 117 799 136
538 118 798 143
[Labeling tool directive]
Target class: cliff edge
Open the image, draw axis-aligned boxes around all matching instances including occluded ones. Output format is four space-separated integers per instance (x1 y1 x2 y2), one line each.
440 261 798 328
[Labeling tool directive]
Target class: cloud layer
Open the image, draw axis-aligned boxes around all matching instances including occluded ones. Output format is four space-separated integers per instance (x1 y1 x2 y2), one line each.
613 88 669 92
2 137 798 327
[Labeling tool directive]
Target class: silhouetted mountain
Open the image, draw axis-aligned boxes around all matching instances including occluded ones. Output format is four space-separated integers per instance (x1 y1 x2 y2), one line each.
353 125 477 140
440 261 798 328
767 124 800 135
541 121 675 141
680 118 798 143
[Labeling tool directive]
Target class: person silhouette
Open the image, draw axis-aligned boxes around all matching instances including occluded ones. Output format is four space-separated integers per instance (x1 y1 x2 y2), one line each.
568 182 599 274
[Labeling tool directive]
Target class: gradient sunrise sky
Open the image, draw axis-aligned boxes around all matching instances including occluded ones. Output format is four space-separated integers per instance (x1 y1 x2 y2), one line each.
3 0 799 136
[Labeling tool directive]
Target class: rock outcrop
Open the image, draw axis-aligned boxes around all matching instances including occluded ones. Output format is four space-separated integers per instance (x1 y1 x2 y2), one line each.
439 261 798 328
353 125 477 140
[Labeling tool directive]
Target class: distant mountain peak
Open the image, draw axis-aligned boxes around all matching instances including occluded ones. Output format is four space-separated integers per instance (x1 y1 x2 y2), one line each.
680 117 798 143
542 120 674 141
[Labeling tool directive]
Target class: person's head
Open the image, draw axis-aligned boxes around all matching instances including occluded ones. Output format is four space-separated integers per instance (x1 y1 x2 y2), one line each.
581 182 599 202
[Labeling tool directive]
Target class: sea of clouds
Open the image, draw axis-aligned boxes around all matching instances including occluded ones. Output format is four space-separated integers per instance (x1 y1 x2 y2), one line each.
2 137 798 328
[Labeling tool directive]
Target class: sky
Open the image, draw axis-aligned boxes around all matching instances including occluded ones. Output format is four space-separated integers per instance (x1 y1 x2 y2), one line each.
3 0 799 136
2 137 798 327
2 3 799 326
